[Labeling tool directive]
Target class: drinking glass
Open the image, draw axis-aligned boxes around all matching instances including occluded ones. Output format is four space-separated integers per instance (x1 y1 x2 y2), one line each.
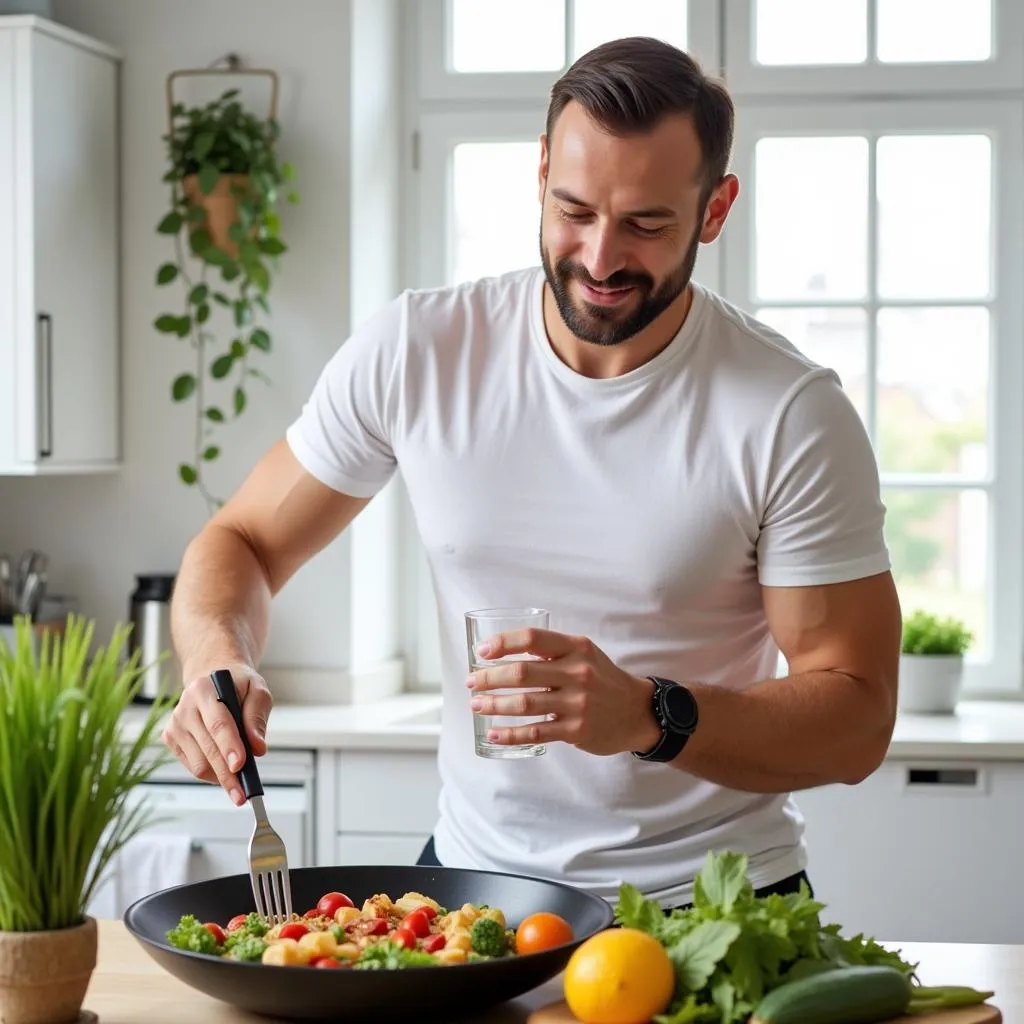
465 607 549 759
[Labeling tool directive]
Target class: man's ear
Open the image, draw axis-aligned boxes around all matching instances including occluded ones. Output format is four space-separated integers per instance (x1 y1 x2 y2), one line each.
700 173 740 245
538 133 549 204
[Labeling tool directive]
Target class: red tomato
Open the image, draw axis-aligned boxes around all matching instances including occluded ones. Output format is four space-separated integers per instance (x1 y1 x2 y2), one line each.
515 913 574 955
303 909 322 920
279 922 310 942
226 914 248 933
421 933 446 953
365 918 389 936
203 922 226 945
316 891 355 918
401 908 431 938
419 905 438 921
393 926 417 950
312 957 342 969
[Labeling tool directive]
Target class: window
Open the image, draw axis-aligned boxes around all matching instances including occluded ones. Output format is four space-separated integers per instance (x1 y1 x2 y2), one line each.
404 1 1024 692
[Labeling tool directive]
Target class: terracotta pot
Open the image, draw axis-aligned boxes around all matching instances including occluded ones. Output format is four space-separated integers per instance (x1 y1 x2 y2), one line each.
181 172 252 258
0 917 97 1024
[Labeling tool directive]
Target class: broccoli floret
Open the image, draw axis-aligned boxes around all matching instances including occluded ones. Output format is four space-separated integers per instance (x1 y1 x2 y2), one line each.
470 916 508 958
240 912 269 937
166 914 220 955
227 935 267 962
352 941 438 970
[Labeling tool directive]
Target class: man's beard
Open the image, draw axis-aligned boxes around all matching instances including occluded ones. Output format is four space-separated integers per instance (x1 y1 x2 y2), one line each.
540 220 702 347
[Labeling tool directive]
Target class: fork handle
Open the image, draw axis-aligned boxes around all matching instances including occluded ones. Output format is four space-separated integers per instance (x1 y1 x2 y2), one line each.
210 668 264 800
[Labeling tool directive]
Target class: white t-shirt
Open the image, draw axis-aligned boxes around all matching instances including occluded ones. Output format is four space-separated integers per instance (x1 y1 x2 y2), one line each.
285 266 890 906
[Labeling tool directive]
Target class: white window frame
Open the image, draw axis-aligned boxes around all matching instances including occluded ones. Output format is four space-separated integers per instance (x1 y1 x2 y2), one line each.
722 0 1024 98
413 0 722 101
725 99 1024 693
401 0 1024 694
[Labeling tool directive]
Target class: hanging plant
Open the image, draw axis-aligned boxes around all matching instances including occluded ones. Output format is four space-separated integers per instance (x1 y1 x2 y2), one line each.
153 77 299 512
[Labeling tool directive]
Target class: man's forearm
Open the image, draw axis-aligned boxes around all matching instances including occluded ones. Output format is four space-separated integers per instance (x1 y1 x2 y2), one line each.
671 670 895 793
170 524 273 680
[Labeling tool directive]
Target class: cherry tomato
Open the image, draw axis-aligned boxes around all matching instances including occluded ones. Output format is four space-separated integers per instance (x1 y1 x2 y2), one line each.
419 905 438 921
203 922 227 945
279 922 310 942
226 914 248 933
421 933 446 953
515 912 574 955
393 926 417 950
316 891 355 918
312 957 342 969
401 908 432 938
303 909 322 920
365 918 389 936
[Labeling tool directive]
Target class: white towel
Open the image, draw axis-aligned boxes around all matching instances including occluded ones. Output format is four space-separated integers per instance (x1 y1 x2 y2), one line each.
87 832 192 919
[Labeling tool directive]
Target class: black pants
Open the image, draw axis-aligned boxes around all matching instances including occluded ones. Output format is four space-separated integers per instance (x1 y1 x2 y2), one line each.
415 835 813 910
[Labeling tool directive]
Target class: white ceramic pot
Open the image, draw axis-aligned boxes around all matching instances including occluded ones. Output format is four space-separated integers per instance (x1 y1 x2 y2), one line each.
897 653 964 714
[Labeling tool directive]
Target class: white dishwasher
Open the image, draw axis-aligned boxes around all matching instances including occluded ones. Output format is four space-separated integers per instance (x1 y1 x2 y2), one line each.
87 749 315 919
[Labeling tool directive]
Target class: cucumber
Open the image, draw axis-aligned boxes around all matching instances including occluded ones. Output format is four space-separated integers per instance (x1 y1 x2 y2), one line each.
751 965 912 1024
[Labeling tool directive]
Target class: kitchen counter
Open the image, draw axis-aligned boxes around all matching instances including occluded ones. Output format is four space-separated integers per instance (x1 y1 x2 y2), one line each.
120 694 1024 759
84 919 1018 1022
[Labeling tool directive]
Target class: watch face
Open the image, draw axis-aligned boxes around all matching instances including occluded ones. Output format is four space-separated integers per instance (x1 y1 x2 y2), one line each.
662 684 697 731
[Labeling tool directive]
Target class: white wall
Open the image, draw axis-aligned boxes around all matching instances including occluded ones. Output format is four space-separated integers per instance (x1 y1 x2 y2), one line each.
0 0 403 675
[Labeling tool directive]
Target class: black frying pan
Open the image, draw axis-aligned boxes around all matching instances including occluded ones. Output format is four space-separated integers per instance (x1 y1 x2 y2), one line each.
124 864 616 1022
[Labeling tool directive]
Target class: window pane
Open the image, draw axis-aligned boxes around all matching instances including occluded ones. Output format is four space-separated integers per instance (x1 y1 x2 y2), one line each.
877 307 989 476
573 0 687 60
755 0 866 65
451 142 540 285
876 135 991 300
885 489 988 658
755 307 868 422
451 0 565 72
877 0 992 63
754 137 868 301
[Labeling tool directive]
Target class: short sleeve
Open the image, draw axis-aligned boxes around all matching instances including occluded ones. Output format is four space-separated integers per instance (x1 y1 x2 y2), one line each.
756 369 891 587
284 295 403 498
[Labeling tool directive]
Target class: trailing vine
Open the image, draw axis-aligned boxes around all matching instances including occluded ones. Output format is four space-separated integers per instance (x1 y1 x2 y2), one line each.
153 85 298 512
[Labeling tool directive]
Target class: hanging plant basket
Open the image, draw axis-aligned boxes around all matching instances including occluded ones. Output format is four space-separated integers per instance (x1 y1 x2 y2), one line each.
153 58 299 513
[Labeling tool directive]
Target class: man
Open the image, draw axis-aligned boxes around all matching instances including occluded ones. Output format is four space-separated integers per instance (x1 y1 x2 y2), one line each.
163 37 901 909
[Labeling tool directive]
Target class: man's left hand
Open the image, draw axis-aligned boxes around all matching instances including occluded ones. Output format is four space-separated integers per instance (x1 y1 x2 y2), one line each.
466 628 661 755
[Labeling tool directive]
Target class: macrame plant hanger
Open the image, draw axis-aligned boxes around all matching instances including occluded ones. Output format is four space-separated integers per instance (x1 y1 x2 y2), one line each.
165 52 279 134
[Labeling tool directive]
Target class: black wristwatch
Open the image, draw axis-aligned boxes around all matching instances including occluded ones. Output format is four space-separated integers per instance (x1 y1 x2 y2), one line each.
632 676 699 763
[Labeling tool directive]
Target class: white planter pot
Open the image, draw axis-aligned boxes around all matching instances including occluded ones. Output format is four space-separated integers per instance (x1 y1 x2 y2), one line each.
897 653 963 714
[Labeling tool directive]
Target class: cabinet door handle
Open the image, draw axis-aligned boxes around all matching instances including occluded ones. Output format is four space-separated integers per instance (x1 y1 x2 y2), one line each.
36 313 53 458
906 766 981 789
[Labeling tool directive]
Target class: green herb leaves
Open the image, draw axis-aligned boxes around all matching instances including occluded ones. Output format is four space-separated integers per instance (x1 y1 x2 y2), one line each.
614 851 919 1024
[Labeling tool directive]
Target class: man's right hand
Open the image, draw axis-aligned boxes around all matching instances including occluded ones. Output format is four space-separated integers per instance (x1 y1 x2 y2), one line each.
162 663 274 807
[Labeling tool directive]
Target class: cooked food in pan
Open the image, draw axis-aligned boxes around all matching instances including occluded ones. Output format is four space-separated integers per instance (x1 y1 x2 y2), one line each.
165 887 575 969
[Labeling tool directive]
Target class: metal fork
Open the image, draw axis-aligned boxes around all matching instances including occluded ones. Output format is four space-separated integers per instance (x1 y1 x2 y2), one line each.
211 669 294 925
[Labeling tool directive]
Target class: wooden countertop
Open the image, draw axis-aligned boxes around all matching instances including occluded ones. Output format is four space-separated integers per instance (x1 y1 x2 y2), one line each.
84 919 1021 1023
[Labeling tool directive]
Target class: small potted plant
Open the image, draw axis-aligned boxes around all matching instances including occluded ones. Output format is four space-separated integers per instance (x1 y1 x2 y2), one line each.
898 609 974 714
0 615 172 1024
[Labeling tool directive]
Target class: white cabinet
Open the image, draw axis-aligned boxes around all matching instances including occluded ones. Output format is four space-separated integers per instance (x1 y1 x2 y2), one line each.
334 750 441 865
0 17 120 473
793 760 1024 944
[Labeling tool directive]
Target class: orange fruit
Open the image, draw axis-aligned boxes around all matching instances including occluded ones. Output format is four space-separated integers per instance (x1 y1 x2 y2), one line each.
563 927 675 1024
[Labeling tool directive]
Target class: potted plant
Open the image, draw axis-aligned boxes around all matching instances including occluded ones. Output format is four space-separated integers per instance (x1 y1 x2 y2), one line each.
898 609 974 714
0 615 172 1024
153 84 299 513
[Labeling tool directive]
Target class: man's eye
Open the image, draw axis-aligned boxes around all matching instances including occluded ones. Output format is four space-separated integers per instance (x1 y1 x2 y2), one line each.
556 208 589 224
631 222 668 237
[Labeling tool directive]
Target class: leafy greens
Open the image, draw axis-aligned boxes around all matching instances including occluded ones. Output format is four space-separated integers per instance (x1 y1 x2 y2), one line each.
614 851 916 1024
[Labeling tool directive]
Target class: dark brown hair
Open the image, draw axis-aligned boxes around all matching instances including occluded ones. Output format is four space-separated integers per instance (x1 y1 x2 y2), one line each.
545 37 735 197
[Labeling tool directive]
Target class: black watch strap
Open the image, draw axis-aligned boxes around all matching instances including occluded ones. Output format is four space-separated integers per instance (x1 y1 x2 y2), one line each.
632 677 698 763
